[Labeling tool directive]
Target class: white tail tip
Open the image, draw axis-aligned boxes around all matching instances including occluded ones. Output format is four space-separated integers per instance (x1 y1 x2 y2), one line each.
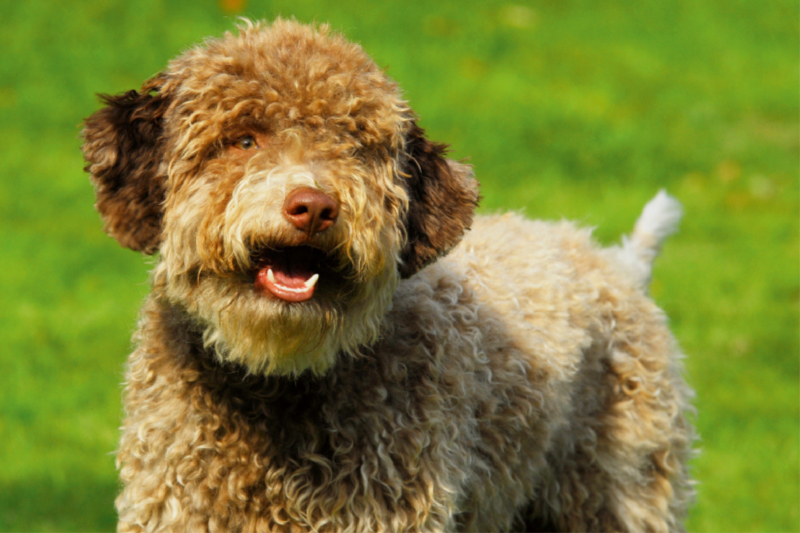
619 190 683 288
633 190 683 253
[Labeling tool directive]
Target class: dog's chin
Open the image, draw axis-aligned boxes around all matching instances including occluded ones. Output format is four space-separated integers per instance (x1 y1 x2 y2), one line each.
172 246 399 377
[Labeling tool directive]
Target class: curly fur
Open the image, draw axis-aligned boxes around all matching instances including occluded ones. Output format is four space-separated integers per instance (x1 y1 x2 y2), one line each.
82 19 695 532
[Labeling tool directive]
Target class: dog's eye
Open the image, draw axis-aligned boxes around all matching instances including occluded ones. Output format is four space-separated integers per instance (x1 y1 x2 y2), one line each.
232 135 258 150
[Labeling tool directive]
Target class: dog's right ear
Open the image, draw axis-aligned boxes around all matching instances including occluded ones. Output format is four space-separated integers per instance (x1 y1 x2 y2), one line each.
81 74 171 254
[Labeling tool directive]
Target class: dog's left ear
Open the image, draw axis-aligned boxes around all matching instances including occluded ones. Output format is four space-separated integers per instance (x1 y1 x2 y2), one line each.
81 74 171 254
398 122 480 278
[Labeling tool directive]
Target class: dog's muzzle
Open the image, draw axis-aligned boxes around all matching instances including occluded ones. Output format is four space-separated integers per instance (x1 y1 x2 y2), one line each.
253 188 341 303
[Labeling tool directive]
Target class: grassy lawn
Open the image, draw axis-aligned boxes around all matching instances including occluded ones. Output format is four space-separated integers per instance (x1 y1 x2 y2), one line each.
1 0 797 530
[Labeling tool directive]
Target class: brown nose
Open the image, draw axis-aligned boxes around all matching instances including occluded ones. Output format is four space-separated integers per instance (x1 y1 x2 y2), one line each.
283 188 339 235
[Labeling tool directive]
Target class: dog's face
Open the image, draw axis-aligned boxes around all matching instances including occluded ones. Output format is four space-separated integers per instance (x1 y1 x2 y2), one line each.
82 20 478 376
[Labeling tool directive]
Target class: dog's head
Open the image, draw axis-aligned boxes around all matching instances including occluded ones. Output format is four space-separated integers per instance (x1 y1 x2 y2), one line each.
82 19 478 376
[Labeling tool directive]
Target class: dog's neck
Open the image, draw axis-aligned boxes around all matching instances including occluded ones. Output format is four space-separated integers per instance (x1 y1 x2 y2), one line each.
155 297 345 419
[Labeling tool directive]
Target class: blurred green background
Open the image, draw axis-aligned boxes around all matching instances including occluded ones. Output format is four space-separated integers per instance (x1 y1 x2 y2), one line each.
1 0 797 531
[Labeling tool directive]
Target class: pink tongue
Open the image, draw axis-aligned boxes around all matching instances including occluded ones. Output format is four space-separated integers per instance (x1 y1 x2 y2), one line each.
255 265 316 302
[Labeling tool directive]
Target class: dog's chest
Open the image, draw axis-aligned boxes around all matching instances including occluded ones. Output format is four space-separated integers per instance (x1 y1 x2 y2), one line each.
144 333 474 527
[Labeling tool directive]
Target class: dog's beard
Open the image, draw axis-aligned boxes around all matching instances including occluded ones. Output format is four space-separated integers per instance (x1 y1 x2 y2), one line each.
158 258 398 377
198 276 344 375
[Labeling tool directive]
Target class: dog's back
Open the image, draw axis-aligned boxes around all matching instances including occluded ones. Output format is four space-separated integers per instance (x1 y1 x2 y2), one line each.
405 207 695 531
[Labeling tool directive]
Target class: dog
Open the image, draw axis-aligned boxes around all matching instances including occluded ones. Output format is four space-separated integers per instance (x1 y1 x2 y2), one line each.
82 19 695 532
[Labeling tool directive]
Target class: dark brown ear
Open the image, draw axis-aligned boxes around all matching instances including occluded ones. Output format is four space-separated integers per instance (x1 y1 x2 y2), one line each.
81 74 170 254
398 122 480 278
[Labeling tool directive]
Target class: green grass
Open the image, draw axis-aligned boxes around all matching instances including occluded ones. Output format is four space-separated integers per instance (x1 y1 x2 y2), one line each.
1 1 797 530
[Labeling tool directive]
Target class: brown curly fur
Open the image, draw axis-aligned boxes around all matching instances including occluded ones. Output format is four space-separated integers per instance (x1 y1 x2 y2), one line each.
82 19 695 532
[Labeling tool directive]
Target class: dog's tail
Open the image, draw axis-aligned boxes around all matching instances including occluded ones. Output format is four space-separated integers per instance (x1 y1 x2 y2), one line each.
617 190 683 289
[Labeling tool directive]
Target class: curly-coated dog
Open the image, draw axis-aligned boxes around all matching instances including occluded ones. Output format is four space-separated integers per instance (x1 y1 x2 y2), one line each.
82 19 695 533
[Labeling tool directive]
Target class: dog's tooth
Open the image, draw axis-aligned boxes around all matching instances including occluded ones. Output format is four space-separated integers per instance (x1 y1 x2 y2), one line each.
305 274 319 289
267 269 276 283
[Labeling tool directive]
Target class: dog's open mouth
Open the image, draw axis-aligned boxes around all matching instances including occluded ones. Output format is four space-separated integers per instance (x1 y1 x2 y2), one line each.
252 246 337 303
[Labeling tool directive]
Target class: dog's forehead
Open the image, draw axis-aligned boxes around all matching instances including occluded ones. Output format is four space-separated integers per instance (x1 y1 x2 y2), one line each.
164 21 410 149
